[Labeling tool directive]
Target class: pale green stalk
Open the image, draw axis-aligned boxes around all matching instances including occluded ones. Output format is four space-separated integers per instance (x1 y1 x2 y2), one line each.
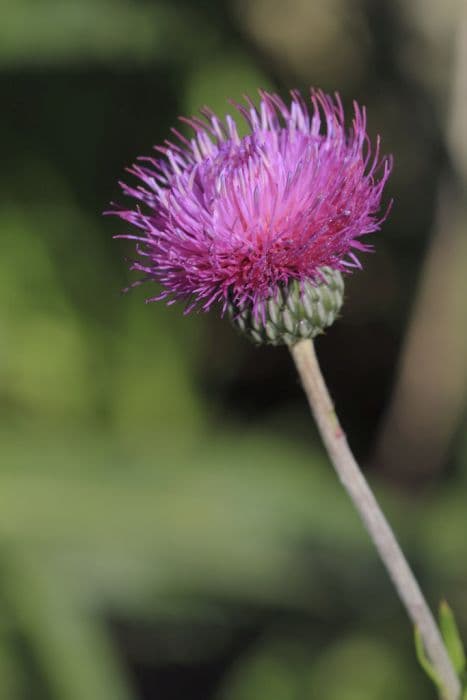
290 338 461 700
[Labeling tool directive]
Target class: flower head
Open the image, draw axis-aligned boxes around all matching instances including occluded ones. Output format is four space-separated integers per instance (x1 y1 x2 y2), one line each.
110 89 392 317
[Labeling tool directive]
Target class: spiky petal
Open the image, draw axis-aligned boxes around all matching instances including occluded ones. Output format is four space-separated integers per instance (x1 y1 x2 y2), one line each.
109 89 392 316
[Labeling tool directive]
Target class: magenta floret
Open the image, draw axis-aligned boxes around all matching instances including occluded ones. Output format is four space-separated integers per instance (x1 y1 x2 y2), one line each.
109 89 392 315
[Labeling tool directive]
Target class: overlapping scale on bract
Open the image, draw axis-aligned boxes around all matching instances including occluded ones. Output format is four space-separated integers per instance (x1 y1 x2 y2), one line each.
228 266 344 346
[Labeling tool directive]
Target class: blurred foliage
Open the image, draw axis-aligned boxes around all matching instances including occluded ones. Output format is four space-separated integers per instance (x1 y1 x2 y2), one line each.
219 633 421 700
1 0 466 698
0 0 215 66
415 601 467 695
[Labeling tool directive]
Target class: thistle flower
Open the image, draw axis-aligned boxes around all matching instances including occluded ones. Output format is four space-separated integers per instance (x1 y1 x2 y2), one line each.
110 89 392 344
107 92 463 700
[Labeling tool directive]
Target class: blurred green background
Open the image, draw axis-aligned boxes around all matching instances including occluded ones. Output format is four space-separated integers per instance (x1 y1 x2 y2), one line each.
1 0 467 698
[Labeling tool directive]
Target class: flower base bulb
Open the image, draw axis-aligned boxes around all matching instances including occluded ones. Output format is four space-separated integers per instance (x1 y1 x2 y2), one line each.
228 267 344 346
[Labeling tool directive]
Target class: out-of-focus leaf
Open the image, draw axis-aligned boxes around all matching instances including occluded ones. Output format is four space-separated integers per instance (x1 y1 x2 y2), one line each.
0 614 25 699
3 552 136 700
0 428 367 612
308 635 421 700
439 600 466 675
414 625 443 691
0 203 207 433
0 0 215 66
184 52 273 131
218 634 421 700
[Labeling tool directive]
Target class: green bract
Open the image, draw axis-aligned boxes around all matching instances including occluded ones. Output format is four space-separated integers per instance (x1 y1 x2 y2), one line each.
228 267 344 346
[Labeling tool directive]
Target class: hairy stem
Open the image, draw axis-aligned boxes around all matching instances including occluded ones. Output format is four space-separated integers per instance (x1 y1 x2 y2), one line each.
290 338 460 700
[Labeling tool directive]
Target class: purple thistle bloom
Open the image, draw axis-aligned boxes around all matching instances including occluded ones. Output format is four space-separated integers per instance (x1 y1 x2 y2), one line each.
109 89 392 316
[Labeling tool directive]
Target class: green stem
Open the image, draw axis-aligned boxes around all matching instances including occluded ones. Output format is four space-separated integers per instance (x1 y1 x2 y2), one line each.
290 338 461 700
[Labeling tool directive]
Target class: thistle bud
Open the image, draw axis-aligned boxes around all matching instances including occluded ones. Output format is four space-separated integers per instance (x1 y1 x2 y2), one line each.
228 267 344 346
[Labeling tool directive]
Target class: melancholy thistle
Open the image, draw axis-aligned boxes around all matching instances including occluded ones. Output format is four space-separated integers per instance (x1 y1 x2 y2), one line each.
109 89 463 699
110 89 391 345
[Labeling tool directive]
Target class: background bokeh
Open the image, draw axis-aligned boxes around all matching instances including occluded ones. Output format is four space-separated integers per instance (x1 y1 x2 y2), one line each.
1 0 467 698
